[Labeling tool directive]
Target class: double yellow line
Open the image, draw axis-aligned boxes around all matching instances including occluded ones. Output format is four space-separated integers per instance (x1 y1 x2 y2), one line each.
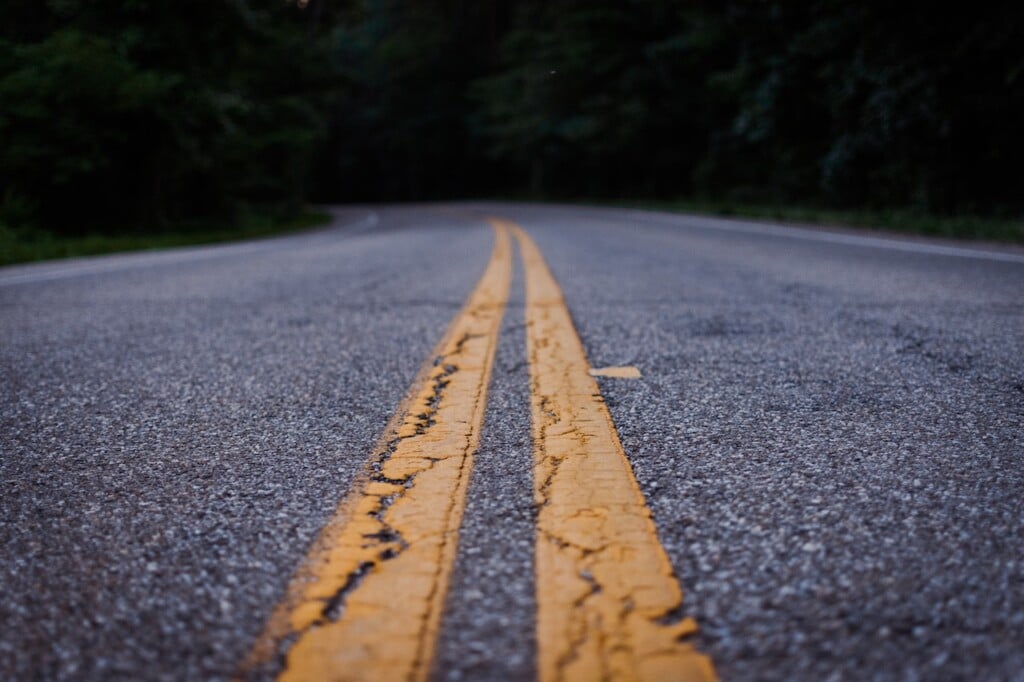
242 219 715 682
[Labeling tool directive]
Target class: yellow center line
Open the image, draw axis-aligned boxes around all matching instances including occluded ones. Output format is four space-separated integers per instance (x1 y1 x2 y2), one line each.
243 222 512 682
511 223 716 682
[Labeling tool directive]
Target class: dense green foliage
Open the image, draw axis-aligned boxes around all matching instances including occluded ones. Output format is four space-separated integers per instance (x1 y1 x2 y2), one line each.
2 1 1022 239
1 0 332 235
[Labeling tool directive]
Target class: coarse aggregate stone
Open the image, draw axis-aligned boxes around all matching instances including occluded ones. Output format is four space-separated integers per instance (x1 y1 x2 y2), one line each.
498 203 1024 681
0 207 492 680
434 247 536 681
3 202 1023 681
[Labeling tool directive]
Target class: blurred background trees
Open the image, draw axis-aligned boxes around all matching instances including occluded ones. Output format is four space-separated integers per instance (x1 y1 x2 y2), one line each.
2 0 1022 237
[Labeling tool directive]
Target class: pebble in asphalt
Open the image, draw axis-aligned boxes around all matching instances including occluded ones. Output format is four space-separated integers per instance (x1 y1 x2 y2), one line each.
501 204 1024 681
434 246 536 680
2 203 1023 680
0 208 493 680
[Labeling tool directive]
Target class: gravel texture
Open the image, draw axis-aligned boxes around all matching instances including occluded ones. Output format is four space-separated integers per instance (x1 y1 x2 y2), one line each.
434 247 536 681
0 207 492 680
496 203 1024 681
2 203 1022 681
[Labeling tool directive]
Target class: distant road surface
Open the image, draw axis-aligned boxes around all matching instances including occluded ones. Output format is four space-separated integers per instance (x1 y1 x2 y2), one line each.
2 204 1022 681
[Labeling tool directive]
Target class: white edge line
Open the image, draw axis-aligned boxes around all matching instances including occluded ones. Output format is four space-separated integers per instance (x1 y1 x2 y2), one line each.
622 209 1024 265
0 210 380 286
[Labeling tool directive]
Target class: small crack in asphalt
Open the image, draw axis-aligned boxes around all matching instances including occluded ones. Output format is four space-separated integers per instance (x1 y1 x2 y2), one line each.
323 562 374 621
293 348 463 641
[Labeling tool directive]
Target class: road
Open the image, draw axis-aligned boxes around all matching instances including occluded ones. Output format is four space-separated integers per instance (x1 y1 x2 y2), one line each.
1 204 1022 681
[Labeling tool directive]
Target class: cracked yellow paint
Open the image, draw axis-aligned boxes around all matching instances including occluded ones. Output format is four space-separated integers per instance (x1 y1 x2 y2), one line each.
512 224 716 682
589 366 642 379
244 223 512 682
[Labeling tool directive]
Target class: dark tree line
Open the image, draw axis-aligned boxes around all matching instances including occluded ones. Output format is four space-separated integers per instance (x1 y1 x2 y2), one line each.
2 1 1022 235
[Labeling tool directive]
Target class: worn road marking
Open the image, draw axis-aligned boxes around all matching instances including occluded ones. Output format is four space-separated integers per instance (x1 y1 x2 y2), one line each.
244 222 511 682
512 224 716 682
589 366 643 379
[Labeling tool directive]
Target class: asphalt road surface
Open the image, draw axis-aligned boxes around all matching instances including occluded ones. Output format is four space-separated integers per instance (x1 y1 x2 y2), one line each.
2 204 1022 681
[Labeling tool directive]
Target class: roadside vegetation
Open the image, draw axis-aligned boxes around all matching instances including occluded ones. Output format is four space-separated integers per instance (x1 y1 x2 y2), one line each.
0 210 330 266
2 2 1021 264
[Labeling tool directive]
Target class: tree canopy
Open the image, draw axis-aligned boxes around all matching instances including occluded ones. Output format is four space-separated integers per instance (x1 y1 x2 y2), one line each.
2 1 1022 235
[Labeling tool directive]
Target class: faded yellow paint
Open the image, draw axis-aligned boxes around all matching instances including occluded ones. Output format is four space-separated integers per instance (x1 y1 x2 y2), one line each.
589 366 643 379
512 224 716 682
245 223 512 682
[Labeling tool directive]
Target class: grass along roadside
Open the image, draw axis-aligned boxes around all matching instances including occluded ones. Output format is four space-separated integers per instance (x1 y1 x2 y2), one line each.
612 199 1024 245
0 209 332 267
